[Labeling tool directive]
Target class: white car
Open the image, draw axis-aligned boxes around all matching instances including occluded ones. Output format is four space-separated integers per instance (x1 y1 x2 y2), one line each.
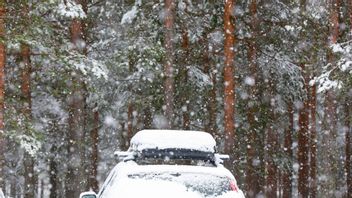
0 189 4 198
80 130 245 198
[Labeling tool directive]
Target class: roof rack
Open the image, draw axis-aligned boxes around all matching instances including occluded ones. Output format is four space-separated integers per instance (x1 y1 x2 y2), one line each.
114 149 229 166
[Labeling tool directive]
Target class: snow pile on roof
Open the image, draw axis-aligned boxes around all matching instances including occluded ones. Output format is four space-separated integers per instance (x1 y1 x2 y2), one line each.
128 130 216 153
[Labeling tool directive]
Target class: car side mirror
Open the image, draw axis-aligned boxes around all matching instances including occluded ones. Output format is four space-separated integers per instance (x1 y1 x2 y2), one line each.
80 191 97 198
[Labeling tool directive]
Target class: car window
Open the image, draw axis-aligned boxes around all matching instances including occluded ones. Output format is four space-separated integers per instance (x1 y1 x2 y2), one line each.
102 171 232 198
98 168 118 197
129 172 231 196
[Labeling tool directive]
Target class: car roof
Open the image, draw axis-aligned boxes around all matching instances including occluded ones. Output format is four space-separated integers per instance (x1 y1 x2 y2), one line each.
128 130 217 153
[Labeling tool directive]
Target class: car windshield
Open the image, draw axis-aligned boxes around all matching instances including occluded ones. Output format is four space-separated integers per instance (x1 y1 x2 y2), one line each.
101 171 233 198
128 172 231 196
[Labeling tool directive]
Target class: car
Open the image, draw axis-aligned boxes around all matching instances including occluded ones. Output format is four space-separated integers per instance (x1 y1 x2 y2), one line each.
80 130 245 198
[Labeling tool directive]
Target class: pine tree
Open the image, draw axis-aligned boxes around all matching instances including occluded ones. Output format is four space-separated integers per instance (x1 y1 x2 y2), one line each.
223 0 236 169
246 0 261 196
164 0 175 128
0 0 5 193
66 0 89 196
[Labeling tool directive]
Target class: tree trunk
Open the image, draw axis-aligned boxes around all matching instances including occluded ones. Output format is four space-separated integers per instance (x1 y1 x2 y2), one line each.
21 43 36 198
297 63 310 198
143 106 152 129
49 146 58 198
265 84 278 198
347 2 352 196
223 0 236 168
320 0 340 195
345 99 351 197
164 0 175 129
127 102 133 144
310 84 317 198
0 2 5 193
246 1 260 197
181 29 190 130
89 108 99 192
203 36 217 138
119 122 128 151
283 102 293 197
350 0 352 30
66 3 87 195
66 77 85 197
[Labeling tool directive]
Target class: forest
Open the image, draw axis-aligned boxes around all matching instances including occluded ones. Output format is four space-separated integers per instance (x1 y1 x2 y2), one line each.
0 0 351 197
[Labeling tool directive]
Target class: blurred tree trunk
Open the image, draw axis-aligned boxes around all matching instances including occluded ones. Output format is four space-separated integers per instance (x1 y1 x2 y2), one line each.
283 102 293 197
21 43 36 198
297 1 310 197
345 99 351 197
350 0 352 26
246 1 260 197
164 0 175 129
127 102 133 145
127 53 134 144
203 37 217 138
49 145 58 198
89 107 99 192
0 2 5 193
309 84 317 198
143 106 152 129
265 82 278 198
223 0 236 169
320 0 340 195
10 177 15 198
297 63 310 197
66 0 88 196
347 2 352 196
66 76 85 197
181 29 190 130
119 122 128 151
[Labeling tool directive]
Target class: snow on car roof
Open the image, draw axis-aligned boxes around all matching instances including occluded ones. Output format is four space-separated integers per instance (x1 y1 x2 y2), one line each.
128 130 217 153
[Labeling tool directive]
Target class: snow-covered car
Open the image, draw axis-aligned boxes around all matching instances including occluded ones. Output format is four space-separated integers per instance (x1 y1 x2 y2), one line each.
80 130 245 198
0 189 4 198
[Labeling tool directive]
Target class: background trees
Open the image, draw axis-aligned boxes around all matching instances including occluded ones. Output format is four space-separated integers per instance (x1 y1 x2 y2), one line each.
0 0 351 198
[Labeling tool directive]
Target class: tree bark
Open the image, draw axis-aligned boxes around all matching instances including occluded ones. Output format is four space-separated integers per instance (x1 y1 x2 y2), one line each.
66 2 88 195
265 84 278 198
349 0 352 30
320 0 340 195
345 99 351 197
164 0 175 129
21 43 37 198
143 106 152 129
49 146 58 198
127 102 133 146
119 122 128 151
347 1 352 196
309 84 317 198
0 2 5 193
297 63 310 198
246 1 260 197
203 36 217 138
89 108 99 192
181 29 190 130
283 102 293 197
223 0 236 168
